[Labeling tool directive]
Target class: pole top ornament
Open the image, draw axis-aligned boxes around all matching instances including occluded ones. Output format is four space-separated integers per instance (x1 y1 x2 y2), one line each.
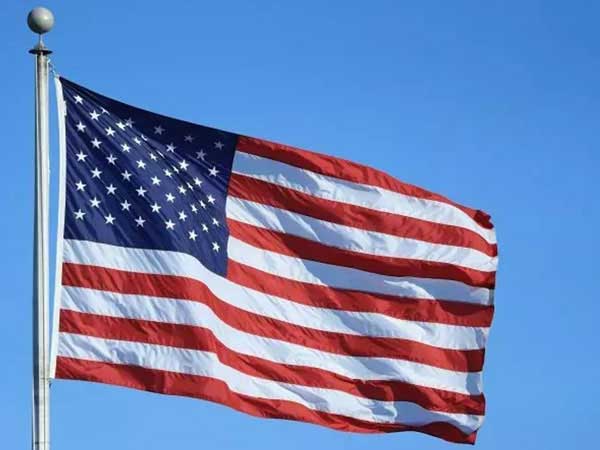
27 7 54 35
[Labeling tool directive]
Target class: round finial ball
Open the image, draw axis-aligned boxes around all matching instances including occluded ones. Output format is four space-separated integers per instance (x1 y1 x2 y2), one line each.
27 7 54 34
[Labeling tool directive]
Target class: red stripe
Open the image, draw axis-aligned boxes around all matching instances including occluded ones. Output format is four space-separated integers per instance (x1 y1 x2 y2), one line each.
55 357 477 444
228 219 495 289
229 173 497 257
63 263 483 371
237 135 493 231
59 310 485 415
227 260 494 327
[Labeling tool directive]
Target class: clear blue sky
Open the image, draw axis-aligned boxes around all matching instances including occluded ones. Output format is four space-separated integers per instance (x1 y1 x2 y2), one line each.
2 1 599 448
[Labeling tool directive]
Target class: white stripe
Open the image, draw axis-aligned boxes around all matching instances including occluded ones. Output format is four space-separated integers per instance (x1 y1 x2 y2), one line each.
63 239 492 343
60 286 481 395
227 197 496 272
228 238 492 305
233 151 496 245
58 332 482 433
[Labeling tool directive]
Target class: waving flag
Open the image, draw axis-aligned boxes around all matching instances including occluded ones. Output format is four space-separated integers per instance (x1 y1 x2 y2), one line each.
51 77 497 444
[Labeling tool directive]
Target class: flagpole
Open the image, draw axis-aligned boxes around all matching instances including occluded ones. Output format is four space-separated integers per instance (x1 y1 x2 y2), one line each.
28 7 54 450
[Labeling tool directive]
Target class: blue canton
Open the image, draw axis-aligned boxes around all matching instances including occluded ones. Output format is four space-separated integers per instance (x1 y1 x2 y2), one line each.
61 77 238 275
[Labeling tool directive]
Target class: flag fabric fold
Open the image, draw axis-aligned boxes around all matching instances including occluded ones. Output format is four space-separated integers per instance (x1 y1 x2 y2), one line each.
51 77 497 444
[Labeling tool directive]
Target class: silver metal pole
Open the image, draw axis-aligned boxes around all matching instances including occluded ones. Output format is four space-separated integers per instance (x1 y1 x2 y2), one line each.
28 7 54 450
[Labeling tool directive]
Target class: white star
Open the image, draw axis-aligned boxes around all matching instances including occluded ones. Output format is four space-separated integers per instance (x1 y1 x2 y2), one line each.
188 230 198 240
179 160 189 171
199 200 207 209
136 186 147 197
186 182 194 191
165 193 176 203
120 200 131 211
214 141 224 150
116 121 126 130
193 177 202 187
151 202 162 213
91 138 102 149
196 150 206 160
209 166 219 177
212 217 220 227
178 211 187 221
201 223 209 232
105 127 115 137
154 125 164 135
149 153 158 161
121 170 132 181
135 216 146 227
125 118 134 127
106 184 117 195
151 176 161 186
172 165 180 174
76 151 87 162
184 135 194 142
106 154 117 165
212 241 220 252
166 143 176 152
178 185 187 195
133 137 142 145
91 167 102 178
101 107 109 115
165 219 176 230
75 180 86 191
90 197 101 208
136 159 147 169
207 194 216 205
191 204 198 213
76 121 86 132
141 134 148 141
89 110 100 120
121 143 131 152
164 169 173 178
104 214 116 225
74 95 83 104
73 209 86 220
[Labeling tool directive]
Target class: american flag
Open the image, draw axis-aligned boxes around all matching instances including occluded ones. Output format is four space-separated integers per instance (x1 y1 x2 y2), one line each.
51 77 497 444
